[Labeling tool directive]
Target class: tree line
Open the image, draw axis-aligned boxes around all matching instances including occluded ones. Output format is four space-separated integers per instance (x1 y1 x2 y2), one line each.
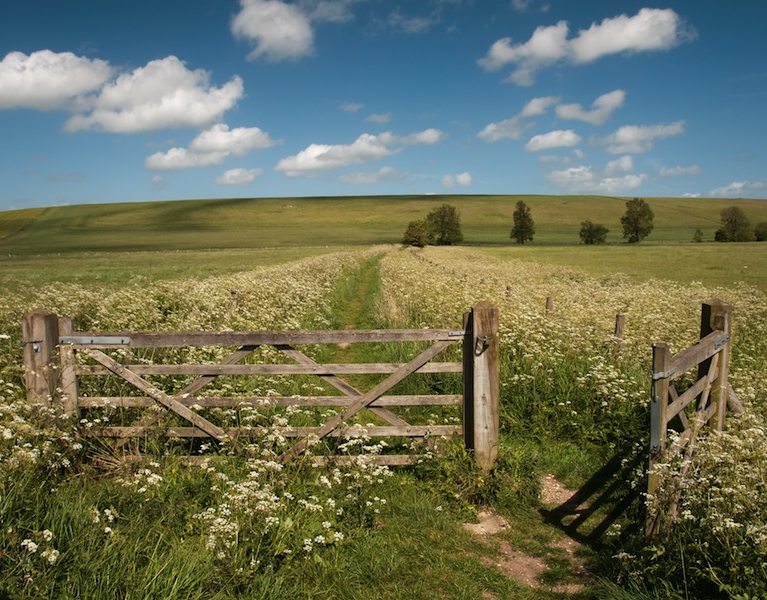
403 199 767 247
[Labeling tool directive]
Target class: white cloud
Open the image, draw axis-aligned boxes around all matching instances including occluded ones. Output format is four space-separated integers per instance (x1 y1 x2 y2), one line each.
0 50 112 110
300 0 357 23
709 180 767 197
340 166 403 184
556 89 625 125
682 192 701 198
525 129 581 152
660 164 701 176
478 95 557 142
442 171 472 188
145 122 275 170
190 123 277 155
232 0 314 61
340 102 363 112
151 175 167 188
387 9 437 33
605 154 633 175
548 161 646 193
366 112 392 124
216 168 263 185
520 95 560 117
65 56 243 133
275 128 444 176
478 21 569 85
598 121 685 153
569 8 692 64
145 147 229 170
479 8 692 85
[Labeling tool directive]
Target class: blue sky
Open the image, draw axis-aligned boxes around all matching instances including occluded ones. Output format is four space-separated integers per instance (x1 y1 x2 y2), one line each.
1 0 766 210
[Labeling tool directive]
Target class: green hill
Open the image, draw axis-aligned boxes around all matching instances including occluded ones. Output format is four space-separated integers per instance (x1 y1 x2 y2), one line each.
2 194 766 255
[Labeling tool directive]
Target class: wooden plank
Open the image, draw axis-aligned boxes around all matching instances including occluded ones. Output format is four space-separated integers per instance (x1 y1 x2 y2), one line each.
647 341 670 524
67 329 463 347
170 455 420 467
86 425 461 438
665 372 718 421
282 340 453 460
84 349 227 442
22 310 60 406
462 310 474 452
79 394 463 408
668 330 728 378
706 301 731 431
76 362 462 376
113 344 260 448
276 345 410 428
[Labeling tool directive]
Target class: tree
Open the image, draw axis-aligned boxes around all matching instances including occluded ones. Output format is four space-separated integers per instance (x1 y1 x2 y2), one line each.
717 206 755 242
425 204 463 245
579 220 608 245
693 228 704 243
510 200 535 244
621 197 654 243
755 222 767 242
401 219 432 247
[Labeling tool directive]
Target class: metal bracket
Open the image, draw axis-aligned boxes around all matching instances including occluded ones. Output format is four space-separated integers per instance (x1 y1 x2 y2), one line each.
652 368 676 381
474 335 488 356
22 340 43 353
60 335 131 346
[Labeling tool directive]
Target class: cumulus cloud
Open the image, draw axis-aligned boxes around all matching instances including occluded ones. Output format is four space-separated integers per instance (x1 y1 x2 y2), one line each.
479 8 692 85
366 112 392 124
340 166 403 184
525 129 581 152
65 56 243 133
598 121 685 153
605 154 633 175
190 123 277 155
709 180 767 197
215 167 263 185
0 50 112 110
442 172 472 188
146 123 275 170
556 89 625 125
232 0 314 61
275 128 444 176
478 95 557 142
660 164 701 176
548 157 645 194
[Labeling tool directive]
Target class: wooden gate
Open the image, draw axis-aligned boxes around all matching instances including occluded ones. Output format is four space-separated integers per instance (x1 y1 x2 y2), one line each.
646 299 743 534
22 303 499 469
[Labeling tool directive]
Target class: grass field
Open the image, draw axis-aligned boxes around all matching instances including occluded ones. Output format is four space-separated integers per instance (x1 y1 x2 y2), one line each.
1 194 766 598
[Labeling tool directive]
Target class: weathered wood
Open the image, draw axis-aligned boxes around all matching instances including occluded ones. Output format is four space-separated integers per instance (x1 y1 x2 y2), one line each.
704 301 731 431
76 362 463 376
727 383 744 415
86 425 460 438
613 314 625 358
84 349 227 442
276 345 410 428
667 330 728 379
63 328 463 347
281 340 452 460
647 342 670 512
79 394 463 408
58 317 79 416
545 296 554 314
172 455 420 467
462 310 474 449
665 371 718 421
470 302 500 471
22 310 60 406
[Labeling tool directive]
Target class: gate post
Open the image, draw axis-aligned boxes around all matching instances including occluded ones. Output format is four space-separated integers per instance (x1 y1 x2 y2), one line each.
699 300 732 431
463 303 499 471
58 316 79 417
22 310 60 407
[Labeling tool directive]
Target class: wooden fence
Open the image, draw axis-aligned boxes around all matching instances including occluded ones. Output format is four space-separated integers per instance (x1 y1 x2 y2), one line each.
646 299 743 534
22 303 499 469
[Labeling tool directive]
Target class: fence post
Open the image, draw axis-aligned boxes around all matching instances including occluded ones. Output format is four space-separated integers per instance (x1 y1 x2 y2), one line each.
545 296 554 314
21 310 60 407
58 316 79 417
699 300 732 431
463 303 499 471
613 314 625 359
647 341 670 534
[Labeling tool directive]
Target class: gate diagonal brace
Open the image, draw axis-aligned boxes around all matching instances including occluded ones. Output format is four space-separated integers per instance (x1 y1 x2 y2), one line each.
113 345 260 448
84 348 227 443
275 344 411 428
281 340 451 461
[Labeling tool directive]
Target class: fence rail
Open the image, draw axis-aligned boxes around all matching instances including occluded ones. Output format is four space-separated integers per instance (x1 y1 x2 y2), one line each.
22 304 500 469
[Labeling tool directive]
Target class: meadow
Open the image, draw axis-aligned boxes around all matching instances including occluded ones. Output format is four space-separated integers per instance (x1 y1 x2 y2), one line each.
1 194 766 598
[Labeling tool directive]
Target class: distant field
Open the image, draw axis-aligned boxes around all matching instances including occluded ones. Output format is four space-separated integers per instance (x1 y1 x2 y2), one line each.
481 242 767 290
2 194 766 254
